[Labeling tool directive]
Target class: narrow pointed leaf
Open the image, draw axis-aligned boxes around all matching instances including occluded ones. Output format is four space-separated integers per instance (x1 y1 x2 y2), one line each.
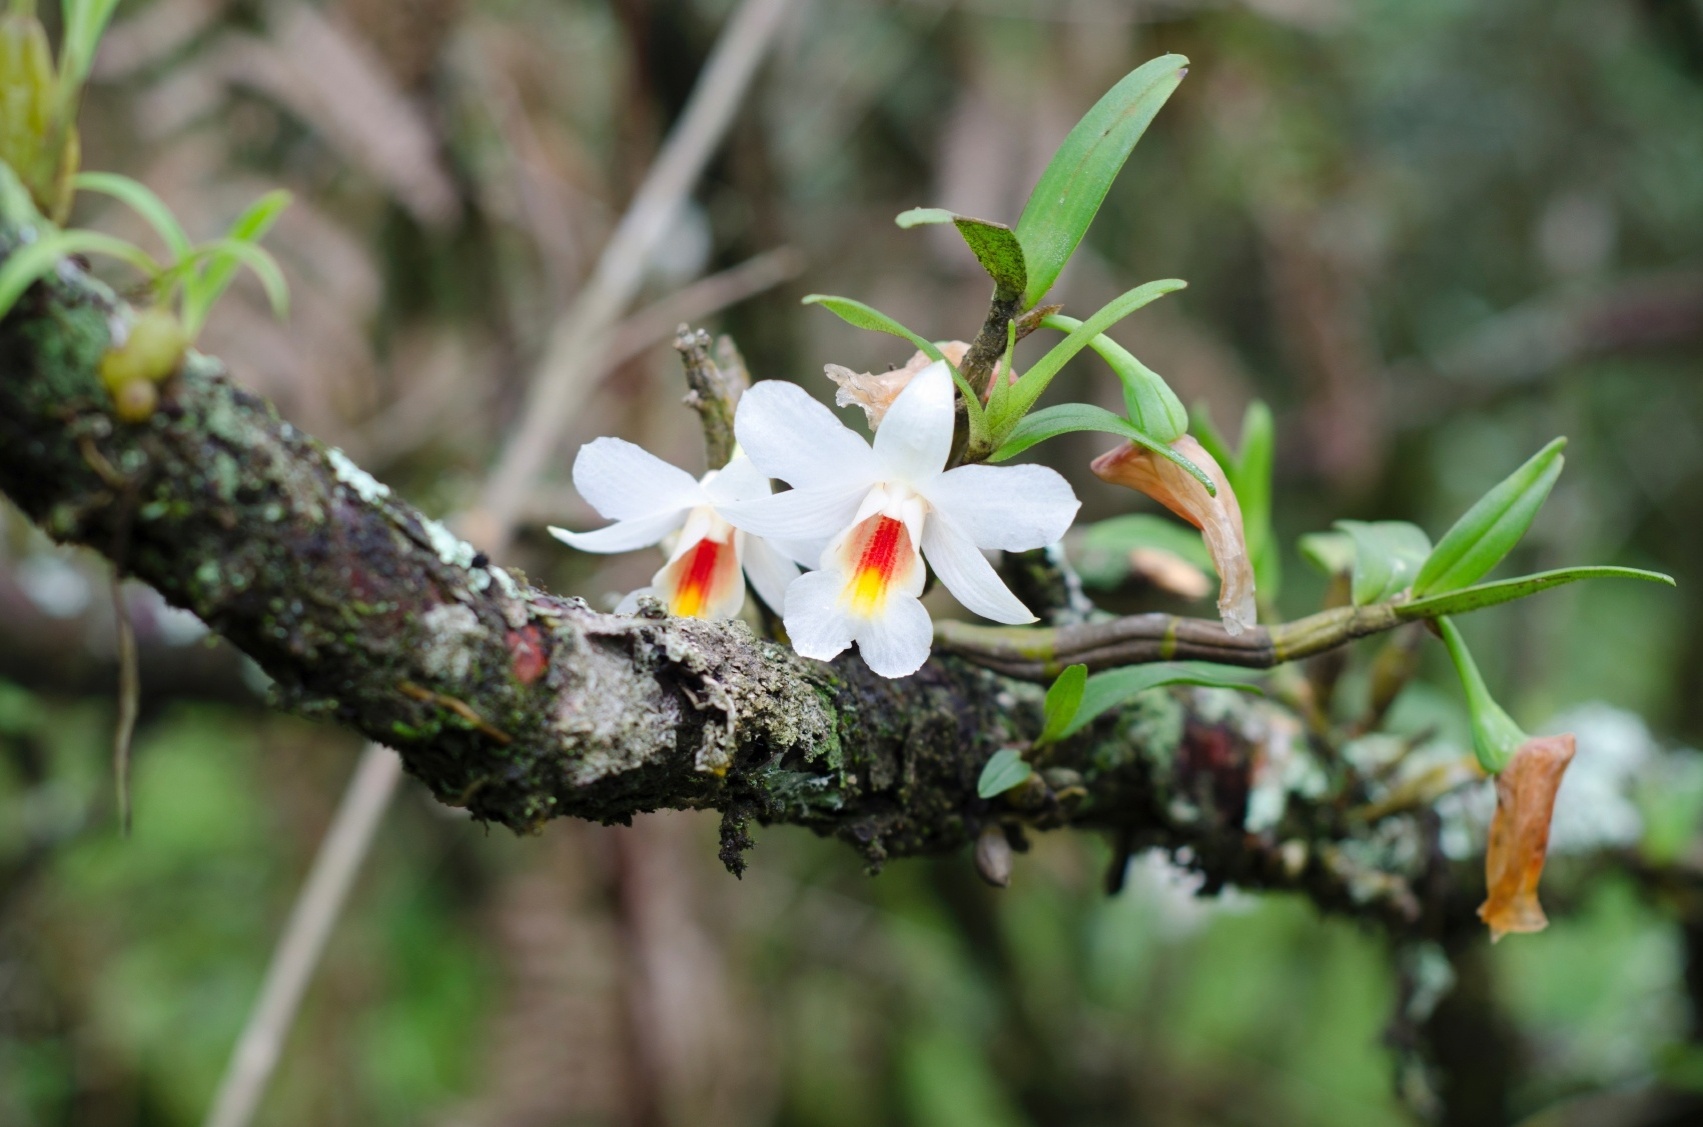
1335 520 1432 606
1413 438 1566 596
1188 402 1235 474
1060 662 1261 740
1015 54 1189 306
178 237 289 337
999 278 1184 431
1396 566 1675 620
0 230 159 319
73 172 193 261
1042 313 1186 441
990 402 1215 493
801 294 952 368
1038 664 1087 746
977 747 1033 798
1235 401 1279 599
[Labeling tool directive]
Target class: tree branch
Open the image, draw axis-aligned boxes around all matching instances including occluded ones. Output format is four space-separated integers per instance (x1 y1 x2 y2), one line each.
0 235 1437 928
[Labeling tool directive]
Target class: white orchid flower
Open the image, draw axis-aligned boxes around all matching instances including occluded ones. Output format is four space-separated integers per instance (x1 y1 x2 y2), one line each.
720 361 1080 678
549 442 799 620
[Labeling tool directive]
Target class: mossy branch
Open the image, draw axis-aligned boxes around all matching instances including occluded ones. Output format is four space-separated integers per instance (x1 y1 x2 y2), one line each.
0 229 1448 929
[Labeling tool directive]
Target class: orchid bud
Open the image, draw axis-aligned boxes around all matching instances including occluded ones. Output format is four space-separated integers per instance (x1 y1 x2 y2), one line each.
1479 733 1576 941
1090 434 1257 635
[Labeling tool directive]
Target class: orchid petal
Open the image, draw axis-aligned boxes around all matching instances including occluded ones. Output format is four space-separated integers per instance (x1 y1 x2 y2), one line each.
549 510 685 554
719 484 869 541
921 516 1037 625
735 380 880 490
739 532 801 613
784 569 857 661
771 537 830 568
854 594 934 678
921 463 1080 551
572 437 705 520
872 360 954 485
652 532 745 619
702 452 772 505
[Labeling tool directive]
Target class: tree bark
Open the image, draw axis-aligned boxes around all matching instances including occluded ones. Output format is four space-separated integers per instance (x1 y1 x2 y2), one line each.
0 227 1429 925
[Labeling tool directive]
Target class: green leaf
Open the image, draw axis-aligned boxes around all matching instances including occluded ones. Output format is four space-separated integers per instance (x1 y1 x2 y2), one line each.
1014 54 1189 307
1396 566 1675 620
801 294 951 368
1041 313 1186 441
55 0 122 112
1436 617 1525 773
896 208 1027 300
990 402 1215 494
178 237 289 338
1334 520 1433 606
1037 664 1087 746
1060 662 1261 740
1073 514 1214 585
996 279 1185 433
178 190 292 337
73 172 194 261
1236 402 1279 598
1189 402 1235 474
1298 531 1356 577
1413 438 1566 596
977 748 1033 799
0 229 159 319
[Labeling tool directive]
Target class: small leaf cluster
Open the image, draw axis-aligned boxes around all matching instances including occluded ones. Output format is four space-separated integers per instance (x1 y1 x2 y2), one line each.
807 55 1204 476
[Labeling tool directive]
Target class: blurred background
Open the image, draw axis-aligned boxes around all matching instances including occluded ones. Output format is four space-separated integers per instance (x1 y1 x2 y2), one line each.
4 0 1703 1123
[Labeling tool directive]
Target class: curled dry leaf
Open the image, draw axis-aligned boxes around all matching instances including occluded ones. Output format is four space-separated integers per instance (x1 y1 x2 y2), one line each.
1479 733 1576 941
825 340 970 428
1090 434 1257 634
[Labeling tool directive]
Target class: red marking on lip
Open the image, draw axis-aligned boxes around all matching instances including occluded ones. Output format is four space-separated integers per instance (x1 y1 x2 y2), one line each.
670 537 724 617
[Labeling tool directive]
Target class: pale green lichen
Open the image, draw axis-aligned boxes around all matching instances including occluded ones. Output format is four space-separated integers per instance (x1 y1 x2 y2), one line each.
419 604 485 681
328 447 391 504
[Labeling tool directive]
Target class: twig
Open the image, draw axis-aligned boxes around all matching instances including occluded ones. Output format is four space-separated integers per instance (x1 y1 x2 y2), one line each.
201 743 403 1127
470 0 795 556
674 326 742 470
935 601 1404 680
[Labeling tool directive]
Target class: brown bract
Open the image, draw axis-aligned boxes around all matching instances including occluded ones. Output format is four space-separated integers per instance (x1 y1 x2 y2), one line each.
1089 435 1258 635
825 341 970 429
1479 733 1577 941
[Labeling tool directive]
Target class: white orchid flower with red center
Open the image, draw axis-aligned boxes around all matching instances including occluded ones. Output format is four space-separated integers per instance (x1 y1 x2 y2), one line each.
720 360 1080 678
549 442 799 620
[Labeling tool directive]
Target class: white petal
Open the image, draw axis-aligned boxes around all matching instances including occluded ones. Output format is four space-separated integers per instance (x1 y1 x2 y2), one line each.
734 380 879 490
771 537 829 568
549 510 684 554
920 463 1080 551
872 360 954 485
854 594 934 678
572 437 705 520
783 569 856 661
702 452 772 505
718 484 869 541
739 533 801 613
921 515 1037 624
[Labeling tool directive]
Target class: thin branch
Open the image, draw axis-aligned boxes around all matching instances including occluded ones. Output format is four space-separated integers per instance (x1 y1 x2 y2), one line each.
935 602 1403 680
201 744 404 1127
469 0 795 555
